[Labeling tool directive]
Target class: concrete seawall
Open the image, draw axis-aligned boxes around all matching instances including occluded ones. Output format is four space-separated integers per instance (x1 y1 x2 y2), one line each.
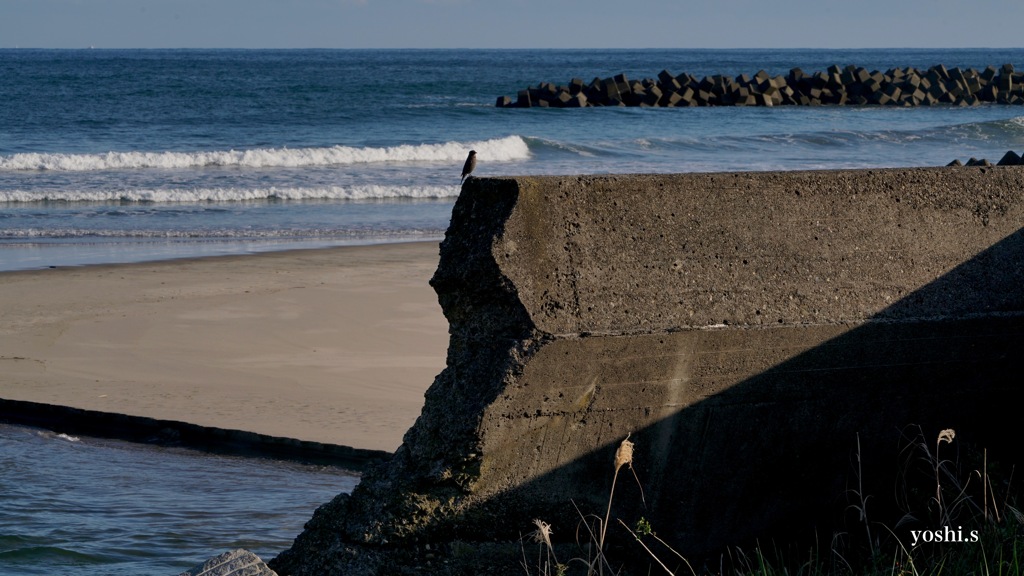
271 168 1024 575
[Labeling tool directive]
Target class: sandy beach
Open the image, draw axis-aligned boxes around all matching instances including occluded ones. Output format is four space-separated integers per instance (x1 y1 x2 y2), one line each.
0 242 448 453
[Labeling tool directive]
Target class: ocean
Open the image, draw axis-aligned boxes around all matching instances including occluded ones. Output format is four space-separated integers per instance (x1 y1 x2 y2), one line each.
1 48 1024 576
2 48 1024 271
0 423 357 576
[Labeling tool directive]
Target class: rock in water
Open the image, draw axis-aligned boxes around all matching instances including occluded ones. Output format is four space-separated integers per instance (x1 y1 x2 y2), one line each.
178 549 278 576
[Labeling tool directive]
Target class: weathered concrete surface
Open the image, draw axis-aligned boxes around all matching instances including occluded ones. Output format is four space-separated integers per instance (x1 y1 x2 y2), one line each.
271 168 1024 575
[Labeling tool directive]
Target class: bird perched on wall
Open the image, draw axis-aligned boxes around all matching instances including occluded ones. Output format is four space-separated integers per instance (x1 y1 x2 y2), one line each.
460 150 477 183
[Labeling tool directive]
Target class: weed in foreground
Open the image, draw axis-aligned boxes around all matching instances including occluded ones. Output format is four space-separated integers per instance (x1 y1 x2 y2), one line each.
522 426 1021 576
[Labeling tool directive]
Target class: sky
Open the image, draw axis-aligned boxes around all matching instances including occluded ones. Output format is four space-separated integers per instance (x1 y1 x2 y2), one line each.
0 0 1022 50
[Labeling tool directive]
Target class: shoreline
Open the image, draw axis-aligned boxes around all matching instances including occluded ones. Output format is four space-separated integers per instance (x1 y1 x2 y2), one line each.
0 236 447 274
0 241 449 455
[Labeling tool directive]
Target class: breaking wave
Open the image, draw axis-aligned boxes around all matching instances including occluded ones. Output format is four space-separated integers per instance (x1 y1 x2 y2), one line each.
0 184 460 203
0 135 530 172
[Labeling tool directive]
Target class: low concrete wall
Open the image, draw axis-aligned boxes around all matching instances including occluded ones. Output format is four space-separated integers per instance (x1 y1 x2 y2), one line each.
0 398 388 468
271 167 1024 575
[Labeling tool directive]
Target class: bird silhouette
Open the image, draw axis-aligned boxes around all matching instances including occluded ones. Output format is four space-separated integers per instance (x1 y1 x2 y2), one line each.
460 150 477 183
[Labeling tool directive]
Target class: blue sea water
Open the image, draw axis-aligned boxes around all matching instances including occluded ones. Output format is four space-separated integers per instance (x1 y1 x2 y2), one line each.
2 49 1024 576
2 48 1023 271
0 423 357 576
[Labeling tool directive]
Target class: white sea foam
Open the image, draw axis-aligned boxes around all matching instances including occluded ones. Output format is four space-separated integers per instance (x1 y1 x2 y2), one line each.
0 184 460 203
0 135 530 172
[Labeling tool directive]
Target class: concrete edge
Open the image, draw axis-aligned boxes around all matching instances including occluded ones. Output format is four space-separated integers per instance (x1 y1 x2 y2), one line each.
0 397 390 470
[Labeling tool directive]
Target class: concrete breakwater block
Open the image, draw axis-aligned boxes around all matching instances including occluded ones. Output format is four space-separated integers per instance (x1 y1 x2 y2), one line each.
998 150 1023 165
946 150 1024 166
272 169 1024 575
497 63 1024 107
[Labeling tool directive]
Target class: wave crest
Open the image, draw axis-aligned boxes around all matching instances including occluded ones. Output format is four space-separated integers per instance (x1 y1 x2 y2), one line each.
1 228 445 240
0 135 530 172
0 185 460 203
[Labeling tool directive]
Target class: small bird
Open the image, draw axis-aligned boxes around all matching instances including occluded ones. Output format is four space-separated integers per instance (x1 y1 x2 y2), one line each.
460 150 477 183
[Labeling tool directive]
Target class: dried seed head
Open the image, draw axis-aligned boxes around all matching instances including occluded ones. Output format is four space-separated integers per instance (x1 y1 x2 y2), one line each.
614 434 634 471
937 429 956 445
532 519 554 548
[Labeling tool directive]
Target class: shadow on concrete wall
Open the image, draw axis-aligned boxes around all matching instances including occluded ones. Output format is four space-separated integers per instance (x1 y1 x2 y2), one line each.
456 226 1024 562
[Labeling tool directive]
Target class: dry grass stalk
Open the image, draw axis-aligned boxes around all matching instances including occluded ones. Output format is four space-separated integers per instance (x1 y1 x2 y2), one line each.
600 434 634 554
937 429 956 445
618 518 699 576
851 433 875 557
984 448 991 524
615 434 634 472
528 518 562 576
570 500 616 575
533 519 554 550
935 428 956 518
